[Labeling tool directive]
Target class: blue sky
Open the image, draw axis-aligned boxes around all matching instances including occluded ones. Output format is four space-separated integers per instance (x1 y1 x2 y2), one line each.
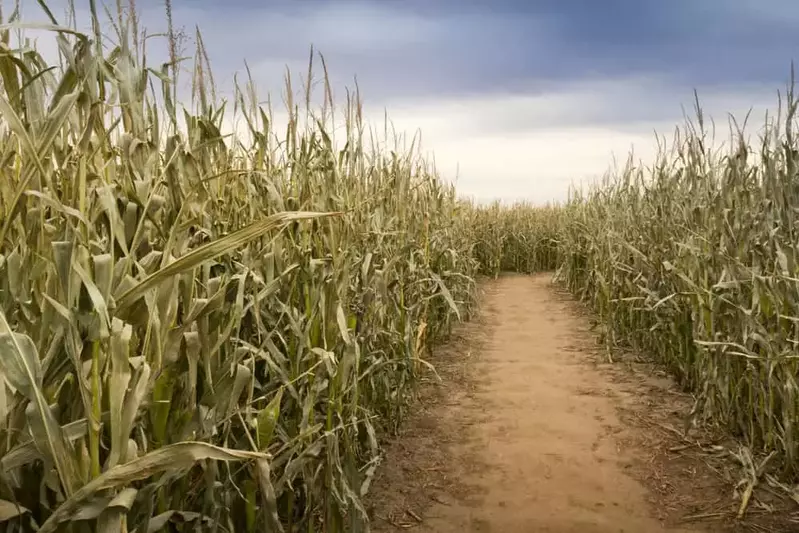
23 0 799 202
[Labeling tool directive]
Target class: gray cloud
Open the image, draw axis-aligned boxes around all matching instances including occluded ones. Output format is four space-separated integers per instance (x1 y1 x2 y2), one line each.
151 0 799 102
23 0 799 105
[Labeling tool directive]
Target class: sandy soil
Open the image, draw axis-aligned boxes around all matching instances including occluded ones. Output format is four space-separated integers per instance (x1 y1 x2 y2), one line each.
365 274 797 532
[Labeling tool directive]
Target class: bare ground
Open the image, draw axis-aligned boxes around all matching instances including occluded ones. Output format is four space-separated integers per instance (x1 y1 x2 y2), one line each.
365 273 799 533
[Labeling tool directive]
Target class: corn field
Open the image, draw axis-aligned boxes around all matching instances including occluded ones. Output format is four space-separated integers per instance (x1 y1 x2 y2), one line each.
0 3 491 532
470 201 561 277
2 1 799 532
556 88 799 482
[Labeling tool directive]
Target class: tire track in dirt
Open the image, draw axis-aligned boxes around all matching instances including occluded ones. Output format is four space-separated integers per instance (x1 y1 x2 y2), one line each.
368 274 702 532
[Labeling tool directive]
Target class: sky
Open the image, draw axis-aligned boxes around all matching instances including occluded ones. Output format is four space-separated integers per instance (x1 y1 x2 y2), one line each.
18 0 799 203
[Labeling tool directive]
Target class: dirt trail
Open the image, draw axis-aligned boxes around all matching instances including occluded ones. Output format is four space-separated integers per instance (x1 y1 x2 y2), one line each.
368 274 704 533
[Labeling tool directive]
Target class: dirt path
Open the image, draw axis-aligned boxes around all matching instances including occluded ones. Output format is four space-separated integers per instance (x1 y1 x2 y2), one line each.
367 274 706 532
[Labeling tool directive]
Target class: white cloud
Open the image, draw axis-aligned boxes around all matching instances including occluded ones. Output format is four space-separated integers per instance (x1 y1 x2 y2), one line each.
335 80 781 204
214 76 783 205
